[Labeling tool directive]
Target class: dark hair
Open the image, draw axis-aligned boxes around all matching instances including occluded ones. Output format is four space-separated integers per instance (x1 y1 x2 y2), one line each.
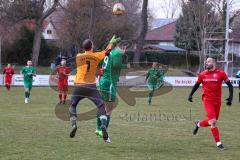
82 39 93 51
206 57 216 63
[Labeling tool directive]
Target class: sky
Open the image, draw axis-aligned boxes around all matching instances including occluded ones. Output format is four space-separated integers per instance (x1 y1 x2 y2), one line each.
148 0 182 19
148 0 240 19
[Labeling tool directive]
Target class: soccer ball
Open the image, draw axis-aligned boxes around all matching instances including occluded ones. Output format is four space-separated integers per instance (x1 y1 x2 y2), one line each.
113 3 125 15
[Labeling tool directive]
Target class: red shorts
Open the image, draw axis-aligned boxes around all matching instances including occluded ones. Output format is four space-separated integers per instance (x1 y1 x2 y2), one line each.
203 99 221 120
58 81 68 92
5 76 12 84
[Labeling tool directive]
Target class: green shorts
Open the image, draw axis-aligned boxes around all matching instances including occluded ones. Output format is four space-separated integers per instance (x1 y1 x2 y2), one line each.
24 81 33 90
99 79 116 102
147 81 164 90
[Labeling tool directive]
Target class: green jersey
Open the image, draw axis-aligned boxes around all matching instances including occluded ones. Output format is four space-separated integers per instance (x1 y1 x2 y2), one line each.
146 68 161 85
101 49 127 85
21 66 36 83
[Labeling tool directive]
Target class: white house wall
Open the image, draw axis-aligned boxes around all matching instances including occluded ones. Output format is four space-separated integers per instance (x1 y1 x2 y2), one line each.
42 23 58 40
229 43 240 57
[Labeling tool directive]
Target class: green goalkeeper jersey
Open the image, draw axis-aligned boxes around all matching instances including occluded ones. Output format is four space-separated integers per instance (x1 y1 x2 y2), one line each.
21 66 36 83
101 49 127 85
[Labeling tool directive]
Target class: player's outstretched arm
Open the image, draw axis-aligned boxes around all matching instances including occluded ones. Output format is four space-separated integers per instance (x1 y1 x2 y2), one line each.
225 81 233 106
97 35 121 61
109 35 121 45
105 35 121 54
188 83 200 102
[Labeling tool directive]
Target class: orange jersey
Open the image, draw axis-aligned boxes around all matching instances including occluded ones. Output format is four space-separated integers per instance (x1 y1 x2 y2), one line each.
74 44 112 84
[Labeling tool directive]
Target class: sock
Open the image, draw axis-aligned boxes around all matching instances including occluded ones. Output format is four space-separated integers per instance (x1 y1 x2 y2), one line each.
148 96 151 103
97 118 102 131
6 84 11 90
64 94 67 101
99 115 107 129
59 94 62 101
96 112 102 130
148 93 152 103
199 119 210 127
69 106 77 126
25 92 29 98
148 90 154 103
210 127 220 143
106 115 111 129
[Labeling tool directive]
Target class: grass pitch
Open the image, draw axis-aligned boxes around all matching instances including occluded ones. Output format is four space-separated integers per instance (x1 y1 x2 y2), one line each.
0 87 239 160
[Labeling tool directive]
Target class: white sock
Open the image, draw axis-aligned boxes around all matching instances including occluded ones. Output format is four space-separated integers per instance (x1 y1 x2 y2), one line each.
216 142 222 146
197 122 200 127
99 115 107 121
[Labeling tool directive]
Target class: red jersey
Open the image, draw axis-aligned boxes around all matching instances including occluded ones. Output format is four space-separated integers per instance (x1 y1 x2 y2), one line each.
197 69 229 101
3 67 14 77
56 66 70 82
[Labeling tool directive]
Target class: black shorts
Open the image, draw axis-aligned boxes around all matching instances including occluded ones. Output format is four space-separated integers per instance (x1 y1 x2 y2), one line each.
71 84 105 109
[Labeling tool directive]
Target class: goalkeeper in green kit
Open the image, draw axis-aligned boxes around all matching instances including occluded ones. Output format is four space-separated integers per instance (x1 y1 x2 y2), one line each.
95 43 128 141
145 62 165 105
20 60 36 104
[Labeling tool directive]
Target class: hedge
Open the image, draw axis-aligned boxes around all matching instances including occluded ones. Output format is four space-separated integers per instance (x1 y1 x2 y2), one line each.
126 51 199 67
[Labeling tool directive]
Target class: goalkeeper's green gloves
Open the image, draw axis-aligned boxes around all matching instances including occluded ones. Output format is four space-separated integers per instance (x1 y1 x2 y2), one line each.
109 35 121 45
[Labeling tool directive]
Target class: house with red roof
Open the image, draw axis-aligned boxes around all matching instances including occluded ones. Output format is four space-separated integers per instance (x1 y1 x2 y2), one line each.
145 20 186 52
145 18 240 56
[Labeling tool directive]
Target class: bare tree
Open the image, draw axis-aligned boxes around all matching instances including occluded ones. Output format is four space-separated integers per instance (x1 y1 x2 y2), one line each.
1 0 60 66
133 0 148 64
159 0 182 18
57 0 140 51
32 0 59 66
88 0 96 39
210 0 240 28
175 0 221 71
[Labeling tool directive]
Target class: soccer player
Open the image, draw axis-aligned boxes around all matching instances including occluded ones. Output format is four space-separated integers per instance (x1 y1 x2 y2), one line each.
69 36 120 142
95 44 128 140
145 62 163 105
3 64 14 91
56 59 70 104
188 57 233 150
236 70 240 102
20 60 36 104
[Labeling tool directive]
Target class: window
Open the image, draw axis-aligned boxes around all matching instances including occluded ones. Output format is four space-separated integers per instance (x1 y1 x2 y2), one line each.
47 30 52 34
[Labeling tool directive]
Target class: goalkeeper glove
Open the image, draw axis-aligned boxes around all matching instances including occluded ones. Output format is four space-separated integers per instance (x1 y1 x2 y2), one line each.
109 35 121 45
